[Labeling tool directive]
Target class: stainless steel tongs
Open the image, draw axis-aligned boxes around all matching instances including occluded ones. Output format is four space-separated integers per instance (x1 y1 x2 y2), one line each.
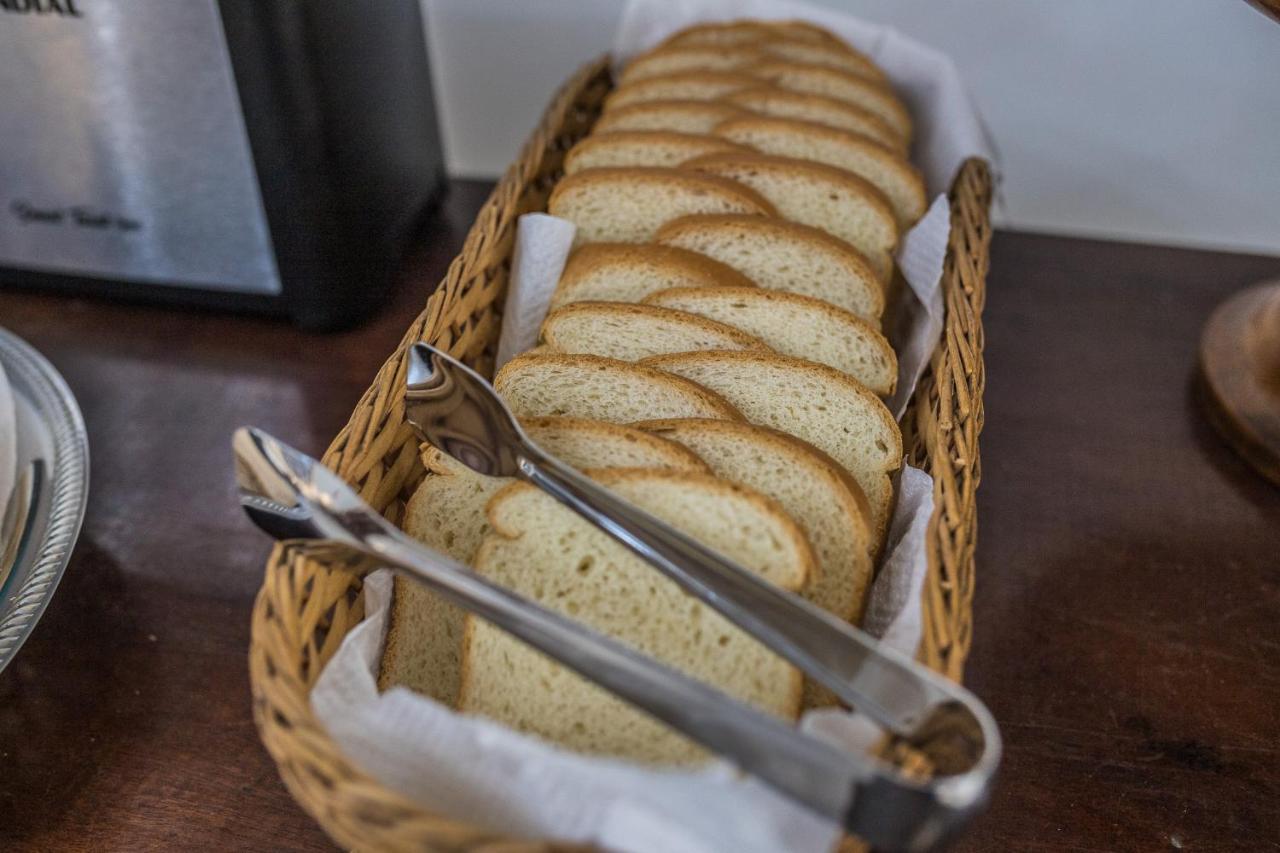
233 343 1000 851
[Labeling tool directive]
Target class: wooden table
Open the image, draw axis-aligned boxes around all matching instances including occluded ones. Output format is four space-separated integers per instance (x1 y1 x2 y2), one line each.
1 180 1277 851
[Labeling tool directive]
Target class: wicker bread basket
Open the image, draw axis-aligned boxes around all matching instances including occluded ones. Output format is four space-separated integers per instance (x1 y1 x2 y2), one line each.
248 56 992 851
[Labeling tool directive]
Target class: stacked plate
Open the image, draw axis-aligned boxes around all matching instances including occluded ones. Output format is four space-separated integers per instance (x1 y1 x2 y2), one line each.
0 328 88 674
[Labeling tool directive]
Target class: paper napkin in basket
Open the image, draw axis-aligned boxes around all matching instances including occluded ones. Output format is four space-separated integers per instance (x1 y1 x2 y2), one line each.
312 1 993 849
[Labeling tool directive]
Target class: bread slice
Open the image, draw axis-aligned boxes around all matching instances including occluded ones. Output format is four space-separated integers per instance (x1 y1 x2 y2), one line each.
563 131 748 175
592 99 751 136
758 39 886 84
604 71 761 112
723 85 903 152
643 287 897 395
618 46 762 84
683 152 897 283
656 20 782 50
541 301 770 361
640 350 902 539
654 214 883 321
494 352 743 423
547 167 775 245
761 19 857 49
460 468 813 765
633 418 875 706
657 19 850 51
380 419 710 704
747 59 913 142
713 115 926 228
552 242 756 310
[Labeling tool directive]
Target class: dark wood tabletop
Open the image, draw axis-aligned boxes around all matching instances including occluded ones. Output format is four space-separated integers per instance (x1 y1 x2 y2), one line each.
1 179 1277 852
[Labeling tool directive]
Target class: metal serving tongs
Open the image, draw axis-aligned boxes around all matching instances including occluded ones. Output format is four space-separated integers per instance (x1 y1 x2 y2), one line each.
232 345 999 851
404 344 1000 843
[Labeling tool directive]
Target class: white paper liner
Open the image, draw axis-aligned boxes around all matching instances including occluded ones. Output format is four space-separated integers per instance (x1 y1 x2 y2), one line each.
312 1 993 848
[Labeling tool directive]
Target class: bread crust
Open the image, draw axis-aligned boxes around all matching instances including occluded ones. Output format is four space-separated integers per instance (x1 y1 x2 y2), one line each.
592 99 750 135
723 85 903 151
542 300 772 358
642 285 897 394
654 213 884 318
632 416 874 571
711 115 926 226
639 348 902 541
618 45 764 85
556 243 758 310
563 130 750 174
494 351 747 422
755 38 887 84
682 150 898 278
519 415 713 474
604 71 763 111
547 167 779 244
746 59 912 141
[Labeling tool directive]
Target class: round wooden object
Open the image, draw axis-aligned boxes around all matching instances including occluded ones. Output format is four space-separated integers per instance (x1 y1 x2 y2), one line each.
1199 280 1280 486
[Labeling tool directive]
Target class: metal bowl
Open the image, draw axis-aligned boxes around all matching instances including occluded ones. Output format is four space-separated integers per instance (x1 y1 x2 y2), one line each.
0 327 89 674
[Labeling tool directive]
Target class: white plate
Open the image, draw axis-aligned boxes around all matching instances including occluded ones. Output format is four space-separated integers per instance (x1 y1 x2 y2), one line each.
0 327 89 674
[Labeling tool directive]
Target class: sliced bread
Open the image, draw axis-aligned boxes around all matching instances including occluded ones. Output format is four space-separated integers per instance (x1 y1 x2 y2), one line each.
605 71 761 112
654 214 883 320
643 287 897 395
713 115 926 228
552 243 757 310
683 152 897 283
640 350 902 539
618 46 762 84
656 20 782 50
494 352 743 423
747 59 912 142
547 167 775 244
658 19 851 51
460 468 813 765
723 85 903 152
758 39 887 84
633 417 875 706
541 301 770 361
563 131 748 174
380 419 710 704
592 99 752 135
760 19 857 49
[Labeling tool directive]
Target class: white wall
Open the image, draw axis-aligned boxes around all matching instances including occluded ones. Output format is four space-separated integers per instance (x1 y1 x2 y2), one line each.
422 0 1280 255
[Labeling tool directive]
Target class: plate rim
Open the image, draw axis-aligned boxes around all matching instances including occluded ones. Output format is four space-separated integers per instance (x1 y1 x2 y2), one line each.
0 327 89 672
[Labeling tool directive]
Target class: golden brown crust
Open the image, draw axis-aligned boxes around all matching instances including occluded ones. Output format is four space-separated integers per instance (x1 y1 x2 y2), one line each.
655 20 780 50
604 71 763 111
563 130 750 174
755 37 886 84
542 301 772 354
518 415 712 474
745 59 912 140
632 416 875 571
592 99 751 135
682 151 898 246
710 115 926 225
653 213 884 316
641 285 896 393
560 242 758 292
638 349 903 465
618 45 765 85
547 166 779 221
482 468 816 591
722 85 903 152
494 351 747 422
